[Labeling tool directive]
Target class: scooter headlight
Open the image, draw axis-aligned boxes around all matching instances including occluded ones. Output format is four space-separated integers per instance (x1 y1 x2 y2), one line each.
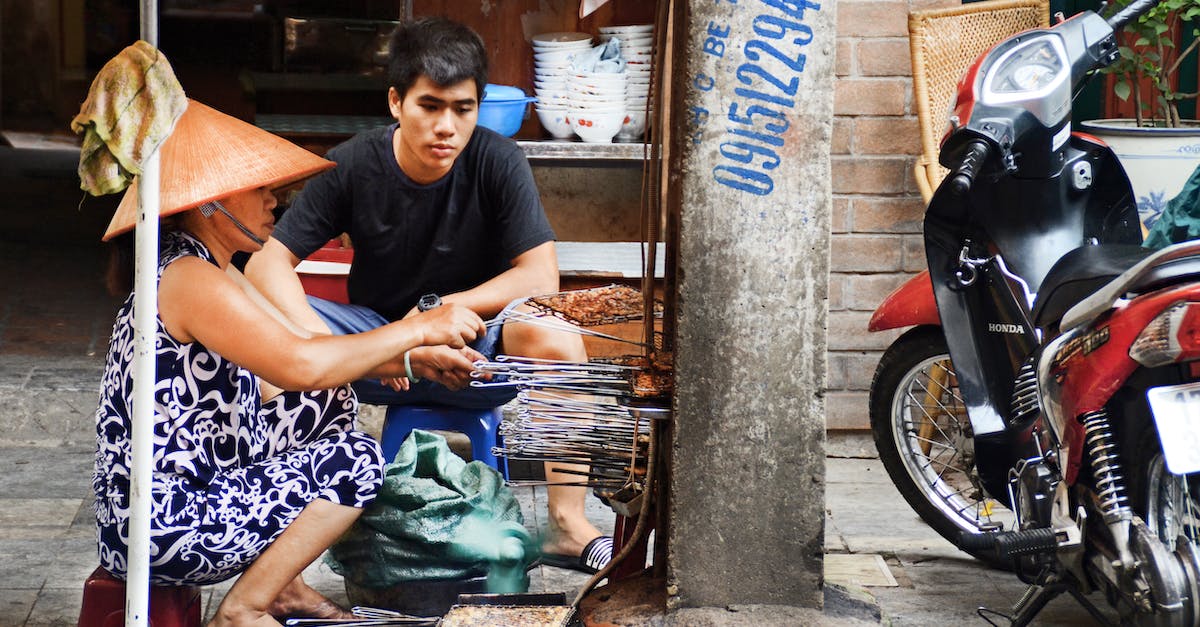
980 34 1071 130
983 35 1068 101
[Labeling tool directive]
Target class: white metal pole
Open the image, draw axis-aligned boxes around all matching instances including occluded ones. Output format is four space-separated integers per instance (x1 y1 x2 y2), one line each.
126 4 158 626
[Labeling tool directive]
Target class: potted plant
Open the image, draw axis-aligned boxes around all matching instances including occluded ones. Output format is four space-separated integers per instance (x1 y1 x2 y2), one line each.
1080 0 1200 229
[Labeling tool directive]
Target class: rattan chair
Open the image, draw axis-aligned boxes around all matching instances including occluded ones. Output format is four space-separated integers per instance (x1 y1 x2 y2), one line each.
909 0 1050 202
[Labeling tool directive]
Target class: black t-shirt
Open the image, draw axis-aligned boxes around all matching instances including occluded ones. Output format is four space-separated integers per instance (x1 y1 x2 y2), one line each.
273 124 555 321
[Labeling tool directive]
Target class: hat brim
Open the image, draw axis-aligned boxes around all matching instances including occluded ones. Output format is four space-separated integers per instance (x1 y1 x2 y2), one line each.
102 100 335 241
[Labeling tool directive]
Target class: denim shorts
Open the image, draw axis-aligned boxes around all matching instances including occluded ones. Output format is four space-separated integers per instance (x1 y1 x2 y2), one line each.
307 296 520 408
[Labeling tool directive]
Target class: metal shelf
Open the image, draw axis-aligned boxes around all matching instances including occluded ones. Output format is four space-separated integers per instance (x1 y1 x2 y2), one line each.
516 140 650 165
252 114 650 164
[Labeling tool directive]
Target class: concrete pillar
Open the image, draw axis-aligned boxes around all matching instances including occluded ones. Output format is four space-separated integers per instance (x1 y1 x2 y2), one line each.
667 0 835 610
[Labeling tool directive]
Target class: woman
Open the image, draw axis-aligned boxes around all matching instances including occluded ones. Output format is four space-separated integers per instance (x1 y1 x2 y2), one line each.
92 100 486 625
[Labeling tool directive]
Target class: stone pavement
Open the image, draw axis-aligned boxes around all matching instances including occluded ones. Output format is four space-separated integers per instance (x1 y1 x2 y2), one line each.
0 239 1123 625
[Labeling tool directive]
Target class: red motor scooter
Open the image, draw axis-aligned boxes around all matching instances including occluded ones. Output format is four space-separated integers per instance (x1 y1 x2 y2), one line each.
867 0 1200 622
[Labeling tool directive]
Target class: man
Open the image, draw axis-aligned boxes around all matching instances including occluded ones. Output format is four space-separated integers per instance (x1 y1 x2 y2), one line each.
244 17 611 574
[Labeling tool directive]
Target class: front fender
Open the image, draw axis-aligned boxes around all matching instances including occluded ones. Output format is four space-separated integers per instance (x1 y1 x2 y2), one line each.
868 270 940 332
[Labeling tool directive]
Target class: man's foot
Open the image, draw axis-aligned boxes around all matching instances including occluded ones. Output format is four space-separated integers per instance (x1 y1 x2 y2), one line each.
541 535 613 574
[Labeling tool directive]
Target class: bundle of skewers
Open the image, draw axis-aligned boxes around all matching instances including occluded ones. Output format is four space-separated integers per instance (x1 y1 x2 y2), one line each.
470 286 671 495
471 356 661 492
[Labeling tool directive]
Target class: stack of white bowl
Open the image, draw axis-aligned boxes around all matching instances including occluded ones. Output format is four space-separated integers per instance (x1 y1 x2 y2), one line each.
566 70 628 143
532 32 593 139
600 24 654 141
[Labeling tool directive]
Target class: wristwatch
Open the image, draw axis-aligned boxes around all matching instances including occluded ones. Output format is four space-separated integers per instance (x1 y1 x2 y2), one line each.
417 293 442 312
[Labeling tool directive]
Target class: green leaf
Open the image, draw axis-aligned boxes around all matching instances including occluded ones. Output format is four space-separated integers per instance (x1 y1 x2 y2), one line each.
1114 80 1133 101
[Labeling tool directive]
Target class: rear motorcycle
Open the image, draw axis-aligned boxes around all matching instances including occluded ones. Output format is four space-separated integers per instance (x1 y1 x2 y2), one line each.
867 0 1200 622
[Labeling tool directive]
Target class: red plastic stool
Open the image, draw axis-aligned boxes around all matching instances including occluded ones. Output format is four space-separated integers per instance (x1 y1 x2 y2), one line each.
78 566 201 627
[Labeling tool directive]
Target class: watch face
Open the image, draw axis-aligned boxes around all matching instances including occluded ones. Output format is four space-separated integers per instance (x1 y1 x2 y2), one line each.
418 293 441 311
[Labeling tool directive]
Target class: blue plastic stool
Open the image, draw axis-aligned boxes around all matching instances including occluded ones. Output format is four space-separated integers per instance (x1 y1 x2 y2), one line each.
379 405 507 478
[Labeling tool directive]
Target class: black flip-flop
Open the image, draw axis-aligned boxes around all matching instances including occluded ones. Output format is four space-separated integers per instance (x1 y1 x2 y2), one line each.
540 536 613 574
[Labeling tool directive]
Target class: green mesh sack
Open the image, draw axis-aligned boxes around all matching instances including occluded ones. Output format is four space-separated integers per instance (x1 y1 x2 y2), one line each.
327 429 532 586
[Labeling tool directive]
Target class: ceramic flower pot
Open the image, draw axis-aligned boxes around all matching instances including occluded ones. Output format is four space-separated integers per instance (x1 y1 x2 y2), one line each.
1079 119 1200 230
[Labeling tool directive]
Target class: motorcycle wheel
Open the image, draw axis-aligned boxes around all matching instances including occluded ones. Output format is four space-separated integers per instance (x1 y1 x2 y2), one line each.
1124 432 1200 624
869 326 1014 565
1129 430 1200 557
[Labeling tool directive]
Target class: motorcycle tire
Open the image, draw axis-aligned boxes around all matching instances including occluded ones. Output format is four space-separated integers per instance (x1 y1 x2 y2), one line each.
1128 427 1200 556
869 326 1013 567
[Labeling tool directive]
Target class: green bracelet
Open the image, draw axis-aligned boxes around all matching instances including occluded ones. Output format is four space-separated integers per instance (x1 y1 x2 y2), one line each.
404 350 420 383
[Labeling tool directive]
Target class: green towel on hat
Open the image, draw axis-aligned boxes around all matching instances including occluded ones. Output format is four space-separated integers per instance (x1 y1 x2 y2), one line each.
70 40 186 196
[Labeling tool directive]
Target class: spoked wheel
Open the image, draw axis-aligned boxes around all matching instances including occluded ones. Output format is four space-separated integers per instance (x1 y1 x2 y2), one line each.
869 326 1014 565
1131 443 1200 625
1145 454 1200 551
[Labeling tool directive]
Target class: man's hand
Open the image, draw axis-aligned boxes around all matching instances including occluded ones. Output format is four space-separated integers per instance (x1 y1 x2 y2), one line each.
409 345 487 390
411 303 485 348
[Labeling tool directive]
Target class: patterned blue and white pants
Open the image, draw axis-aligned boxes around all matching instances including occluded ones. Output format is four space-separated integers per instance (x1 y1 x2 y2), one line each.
96 385 384 585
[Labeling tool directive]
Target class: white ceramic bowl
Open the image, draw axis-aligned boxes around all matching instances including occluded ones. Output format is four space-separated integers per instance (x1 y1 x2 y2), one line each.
568 90 625 103
536 107 574 139
571 72 627 89
567 82 626 95
534 50 581 64
569 108 626 143
566 96 624 106
536 94 571 107
609 36 654 48
599 24 654 35
617 109 646 140
532 40 592 49
532 32 592 46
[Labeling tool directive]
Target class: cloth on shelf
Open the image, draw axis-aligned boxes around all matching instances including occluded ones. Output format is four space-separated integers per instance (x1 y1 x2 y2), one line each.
71 40 186 196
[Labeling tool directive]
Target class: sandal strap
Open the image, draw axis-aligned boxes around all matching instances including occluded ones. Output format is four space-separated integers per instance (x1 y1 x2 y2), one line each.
582 536 613 571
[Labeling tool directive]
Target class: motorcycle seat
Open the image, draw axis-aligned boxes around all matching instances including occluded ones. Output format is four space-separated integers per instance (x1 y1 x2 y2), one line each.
1033 243 1200 328
1033 244 1150 328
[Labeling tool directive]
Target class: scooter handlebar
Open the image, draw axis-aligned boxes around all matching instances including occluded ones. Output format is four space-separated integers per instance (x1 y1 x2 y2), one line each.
947 140 991 197
1106 0 1161 32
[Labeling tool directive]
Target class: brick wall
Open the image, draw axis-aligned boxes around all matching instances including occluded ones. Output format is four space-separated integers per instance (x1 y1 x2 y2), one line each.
827 0 955 431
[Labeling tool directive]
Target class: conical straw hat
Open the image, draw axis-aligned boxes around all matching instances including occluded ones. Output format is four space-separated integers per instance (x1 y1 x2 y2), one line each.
103 99 334 241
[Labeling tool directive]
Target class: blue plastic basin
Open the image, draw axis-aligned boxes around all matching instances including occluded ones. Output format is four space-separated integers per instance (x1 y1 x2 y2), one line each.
479 83 535 137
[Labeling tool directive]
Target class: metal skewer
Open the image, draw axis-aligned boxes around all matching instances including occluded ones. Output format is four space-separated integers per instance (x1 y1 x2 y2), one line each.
481 310 649 346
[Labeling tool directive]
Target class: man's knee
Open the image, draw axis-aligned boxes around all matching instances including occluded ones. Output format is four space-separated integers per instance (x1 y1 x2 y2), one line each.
502 315 587 361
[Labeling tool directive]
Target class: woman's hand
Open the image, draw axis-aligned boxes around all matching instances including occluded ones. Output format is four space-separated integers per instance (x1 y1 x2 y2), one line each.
411 304 485 348
408 345 487 390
